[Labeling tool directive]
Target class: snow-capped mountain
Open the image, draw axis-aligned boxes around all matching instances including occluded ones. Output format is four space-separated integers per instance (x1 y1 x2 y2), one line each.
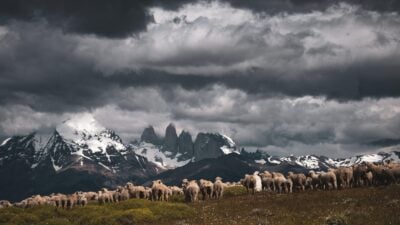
3 114 398 201
0 115 161 201
248 150 400 170
0 116 239 201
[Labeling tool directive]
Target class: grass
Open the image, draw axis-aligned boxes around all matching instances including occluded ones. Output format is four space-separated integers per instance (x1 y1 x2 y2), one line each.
0 199 194 225
1 185 400 225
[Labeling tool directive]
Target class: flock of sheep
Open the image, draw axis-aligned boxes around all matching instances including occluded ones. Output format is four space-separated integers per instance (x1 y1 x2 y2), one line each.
241 161 400 194
0 177 225 209
0 161 399 210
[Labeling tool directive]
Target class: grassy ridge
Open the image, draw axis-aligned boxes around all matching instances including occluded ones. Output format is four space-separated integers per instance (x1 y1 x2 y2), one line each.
0 199 194 225
1 185 400 225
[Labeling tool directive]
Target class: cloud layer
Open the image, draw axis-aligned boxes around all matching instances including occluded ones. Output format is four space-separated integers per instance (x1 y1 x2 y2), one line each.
0 1 399 157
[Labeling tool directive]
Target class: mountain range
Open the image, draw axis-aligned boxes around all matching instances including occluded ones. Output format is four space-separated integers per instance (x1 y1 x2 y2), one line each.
0 116 399 201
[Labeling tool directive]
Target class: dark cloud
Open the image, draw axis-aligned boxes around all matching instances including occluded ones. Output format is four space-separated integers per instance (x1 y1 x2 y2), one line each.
1 0 400 38
0 0 153 38
0 1 400 157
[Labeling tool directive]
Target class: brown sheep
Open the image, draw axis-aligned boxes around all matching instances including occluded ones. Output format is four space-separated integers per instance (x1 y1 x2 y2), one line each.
365 171 373 186
65 194 78 209
383 167 400 184
84 191 98 201
49 193 67 208
259 171 275 192
241 173 261 194
213 177 224 199
353 164 369 187
271 172 287 193
14 199 28 208
98 188 114 204
334 167 354 189
305 177 314 190
77 194 88 207
199 179 214 200
145 187 152 200
307 170 321 190
183 180 200 203
170 186 184 196
285 177 293 193
319 171 337 190
0 200 12 209
116 186 130 202
287 172 307 192
366 162 393 185
151 180 169 201
126 182 147 199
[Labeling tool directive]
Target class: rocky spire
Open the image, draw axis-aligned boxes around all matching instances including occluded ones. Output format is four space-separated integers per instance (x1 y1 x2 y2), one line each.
163 123 178 154
178 130 194 160
140 126 161 145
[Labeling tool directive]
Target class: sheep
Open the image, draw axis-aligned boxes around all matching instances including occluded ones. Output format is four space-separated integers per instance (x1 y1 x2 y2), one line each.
0 200 12 209
116 186 130 202
170 186 184 196
151 180 169 201
284 177 293 193
334 167 354 189
365 171 373 186
49 193 67 208
259 171 275 192
199 179 214 200
272 172 288 193
241 174 257 194
366 162 393 185
305 177 314 190
183 180 200 203
319 170 337 190
145 187 152 200
126 182 147 199
76 194 88 207
213 177 224 199
307 170 321 190
353 164 369 187
287 172 307 192
65 194 78 209
98 188 114 204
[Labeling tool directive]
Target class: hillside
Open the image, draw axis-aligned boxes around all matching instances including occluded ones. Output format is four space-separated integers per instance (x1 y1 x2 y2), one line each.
1 185 399 225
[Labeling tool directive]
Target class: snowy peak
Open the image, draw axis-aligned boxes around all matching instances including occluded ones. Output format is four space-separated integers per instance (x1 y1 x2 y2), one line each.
329 151 400 167
249 150 400 170
56 114 126 155
57 113 105 138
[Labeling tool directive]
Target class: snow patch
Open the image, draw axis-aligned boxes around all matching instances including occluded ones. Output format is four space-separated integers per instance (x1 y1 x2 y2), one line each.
98 162 111 171
0 138 11 146
255 159 266 165
219 134 239 154
267 157 281 164
50 157 62 172
220 145 238 155
131 142 190 169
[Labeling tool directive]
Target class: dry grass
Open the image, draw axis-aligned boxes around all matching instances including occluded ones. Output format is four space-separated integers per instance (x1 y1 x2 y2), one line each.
169 185 400 225
1 185 399 225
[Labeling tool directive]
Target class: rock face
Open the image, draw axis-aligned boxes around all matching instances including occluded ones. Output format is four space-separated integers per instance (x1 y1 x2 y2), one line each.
163 124 178 155
193 133 237 161
177 131 194 160
138 124 237 162
140 126 161 145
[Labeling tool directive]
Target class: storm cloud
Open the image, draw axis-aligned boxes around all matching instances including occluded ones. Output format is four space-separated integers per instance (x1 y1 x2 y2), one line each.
0 0 399 157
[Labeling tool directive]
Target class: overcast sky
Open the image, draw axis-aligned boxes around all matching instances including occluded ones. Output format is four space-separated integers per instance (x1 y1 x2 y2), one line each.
1 0 400 157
